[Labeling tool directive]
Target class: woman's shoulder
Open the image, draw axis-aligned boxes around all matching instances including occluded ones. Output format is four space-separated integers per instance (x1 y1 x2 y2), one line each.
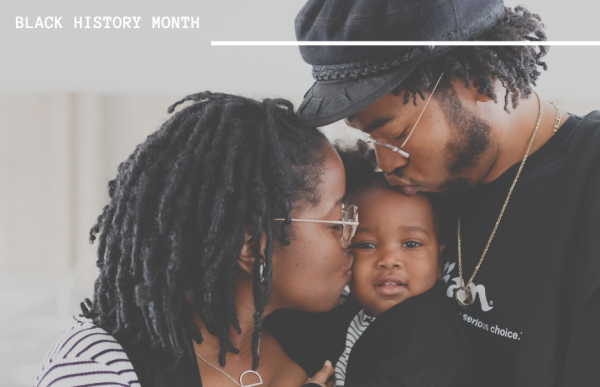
35 315 140 387
262 331 308 387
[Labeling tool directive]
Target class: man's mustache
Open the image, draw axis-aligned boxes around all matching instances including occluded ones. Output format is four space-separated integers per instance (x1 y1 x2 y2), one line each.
386 168 421 186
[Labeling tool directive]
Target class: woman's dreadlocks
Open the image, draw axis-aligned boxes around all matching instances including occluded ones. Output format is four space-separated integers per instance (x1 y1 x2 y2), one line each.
82 92 328 370
395 6 548 111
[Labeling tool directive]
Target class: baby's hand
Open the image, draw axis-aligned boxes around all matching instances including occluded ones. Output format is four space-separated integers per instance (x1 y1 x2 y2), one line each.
304 361 334 387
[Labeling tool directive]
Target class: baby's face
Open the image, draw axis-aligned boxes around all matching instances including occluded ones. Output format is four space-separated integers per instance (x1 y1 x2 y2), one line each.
348 185 442 316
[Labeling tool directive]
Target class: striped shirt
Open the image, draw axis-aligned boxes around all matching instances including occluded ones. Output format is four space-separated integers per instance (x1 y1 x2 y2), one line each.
35 316 140 387
334 309 376 387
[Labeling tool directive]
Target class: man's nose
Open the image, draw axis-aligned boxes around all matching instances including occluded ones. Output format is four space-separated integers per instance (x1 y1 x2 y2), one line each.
377 250 402 269
374 147 408 174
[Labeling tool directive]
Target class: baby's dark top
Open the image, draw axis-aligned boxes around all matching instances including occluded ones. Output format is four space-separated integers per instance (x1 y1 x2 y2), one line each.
266 280 472 387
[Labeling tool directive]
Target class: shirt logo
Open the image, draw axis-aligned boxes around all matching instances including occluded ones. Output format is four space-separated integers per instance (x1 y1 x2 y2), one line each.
442 262 494 312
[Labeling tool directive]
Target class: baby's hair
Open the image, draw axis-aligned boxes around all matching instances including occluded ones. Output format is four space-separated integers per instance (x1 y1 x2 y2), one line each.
336 141 384 193
335 142 449 244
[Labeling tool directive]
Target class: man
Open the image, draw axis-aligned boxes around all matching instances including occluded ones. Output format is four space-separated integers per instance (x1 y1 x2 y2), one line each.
268 0 600 386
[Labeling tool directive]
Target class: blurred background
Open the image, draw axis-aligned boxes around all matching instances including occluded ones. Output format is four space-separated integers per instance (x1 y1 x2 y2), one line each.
1 0 599 385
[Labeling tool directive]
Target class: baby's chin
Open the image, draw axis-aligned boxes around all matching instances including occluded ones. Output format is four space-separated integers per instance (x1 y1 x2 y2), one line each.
363 294 411 316
350 284 408 316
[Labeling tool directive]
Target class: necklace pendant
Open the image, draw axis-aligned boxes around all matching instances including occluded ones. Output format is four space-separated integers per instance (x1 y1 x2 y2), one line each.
240 370 263 387
454 286 473 309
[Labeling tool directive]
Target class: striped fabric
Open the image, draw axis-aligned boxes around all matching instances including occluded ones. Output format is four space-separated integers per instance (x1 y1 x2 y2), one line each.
334 309 376 387
35 316 140 387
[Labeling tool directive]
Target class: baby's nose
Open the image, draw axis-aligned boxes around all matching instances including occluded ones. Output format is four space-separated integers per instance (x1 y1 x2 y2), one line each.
377 250 402 269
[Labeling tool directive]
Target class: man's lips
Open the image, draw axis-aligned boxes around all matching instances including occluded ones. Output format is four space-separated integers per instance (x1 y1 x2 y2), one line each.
384 174 420 196
396 185 419 196
373 275 406 296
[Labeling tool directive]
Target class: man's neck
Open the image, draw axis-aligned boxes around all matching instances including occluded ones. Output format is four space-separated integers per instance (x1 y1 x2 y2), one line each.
480 92 567 185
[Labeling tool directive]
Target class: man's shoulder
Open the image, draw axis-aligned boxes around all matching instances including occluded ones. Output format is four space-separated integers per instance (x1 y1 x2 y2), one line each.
581 110 600 123
573 110 600 140
554 111 600 186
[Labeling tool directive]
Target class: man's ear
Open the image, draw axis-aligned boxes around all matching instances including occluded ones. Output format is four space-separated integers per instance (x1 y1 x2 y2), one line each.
451 76 495 104
238 226 268 276
437 243 446 280
472 76 496 102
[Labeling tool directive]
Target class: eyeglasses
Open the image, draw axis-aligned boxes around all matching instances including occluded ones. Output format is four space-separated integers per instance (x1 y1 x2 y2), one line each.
345 72 445 160
273 204 358 246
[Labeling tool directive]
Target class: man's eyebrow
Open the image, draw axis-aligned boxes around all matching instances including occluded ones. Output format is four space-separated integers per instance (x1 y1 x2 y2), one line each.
364 116 396 133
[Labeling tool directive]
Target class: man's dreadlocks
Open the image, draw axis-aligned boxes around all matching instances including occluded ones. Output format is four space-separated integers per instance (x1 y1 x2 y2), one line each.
82 92 328 370
395 6 548 111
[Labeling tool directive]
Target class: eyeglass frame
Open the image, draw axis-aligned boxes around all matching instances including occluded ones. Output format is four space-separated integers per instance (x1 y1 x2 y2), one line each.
344 72 445 160
273 204 358 246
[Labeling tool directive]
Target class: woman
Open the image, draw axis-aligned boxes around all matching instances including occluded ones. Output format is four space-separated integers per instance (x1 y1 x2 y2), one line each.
35 92 355 387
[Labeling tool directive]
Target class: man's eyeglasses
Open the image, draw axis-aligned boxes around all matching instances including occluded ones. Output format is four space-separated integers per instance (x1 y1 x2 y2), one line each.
345 72 445 160
273 204 358 246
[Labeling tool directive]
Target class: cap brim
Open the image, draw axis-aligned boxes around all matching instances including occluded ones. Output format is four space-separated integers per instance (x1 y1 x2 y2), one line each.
296 65 416 127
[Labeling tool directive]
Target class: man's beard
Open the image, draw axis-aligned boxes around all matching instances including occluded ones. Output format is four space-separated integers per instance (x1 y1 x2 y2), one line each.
439 90 492 198
392 84 492 199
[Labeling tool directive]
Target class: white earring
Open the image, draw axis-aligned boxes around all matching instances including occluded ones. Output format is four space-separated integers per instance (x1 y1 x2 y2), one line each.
259 262 266 284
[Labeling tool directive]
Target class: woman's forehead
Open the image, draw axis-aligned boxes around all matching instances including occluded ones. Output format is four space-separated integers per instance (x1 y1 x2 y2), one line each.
294 143 346 217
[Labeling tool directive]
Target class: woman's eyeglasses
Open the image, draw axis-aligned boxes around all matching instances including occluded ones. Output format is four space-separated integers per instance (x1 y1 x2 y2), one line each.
273 204 358 246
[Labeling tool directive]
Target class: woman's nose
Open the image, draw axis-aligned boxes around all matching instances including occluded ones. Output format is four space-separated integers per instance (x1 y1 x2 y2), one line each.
377 250 402 269
374 147 409 174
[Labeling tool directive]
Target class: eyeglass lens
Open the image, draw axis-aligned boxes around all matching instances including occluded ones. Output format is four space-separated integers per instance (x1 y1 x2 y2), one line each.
341 205 358 246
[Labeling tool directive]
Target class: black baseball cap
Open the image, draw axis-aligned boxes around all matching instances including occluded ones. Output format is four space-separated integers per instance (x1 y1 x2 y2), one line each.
295 0 505 127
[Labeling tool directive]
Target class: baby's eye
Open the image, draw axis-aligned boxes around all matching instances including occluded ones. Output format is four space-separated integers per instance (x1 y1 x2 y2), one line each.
330 224 343 232
351 242 377 250
403 241 421 248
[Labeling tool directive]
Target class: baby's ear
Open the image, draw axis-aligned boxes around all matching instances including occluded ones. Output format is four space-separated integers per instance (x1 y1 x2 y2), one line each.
437 243 446 280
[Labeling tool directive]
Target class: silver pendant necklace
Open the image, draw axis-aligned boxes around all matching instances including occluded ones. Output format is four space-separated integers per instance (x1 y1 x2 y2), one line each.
195 338 263 387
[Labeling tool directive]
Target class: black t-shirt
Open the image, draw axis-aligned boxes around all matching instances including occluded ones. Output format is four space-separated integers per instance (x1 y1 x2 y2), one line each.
440 114 582 386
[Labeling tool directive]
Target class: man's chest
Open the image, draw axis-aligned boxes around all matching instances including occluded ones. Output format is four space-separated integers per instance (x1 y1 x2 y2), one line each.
441 182 554 352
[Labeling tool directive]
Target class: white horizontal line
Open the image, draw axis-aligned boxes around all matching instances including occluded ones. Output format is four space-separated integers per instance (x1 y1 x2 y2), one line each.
211 41 600 46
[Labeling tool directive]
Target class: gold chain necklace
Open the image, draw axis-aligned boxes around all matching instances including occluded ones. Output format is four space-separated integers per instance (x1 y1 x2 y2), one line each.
454 91 560 308
550 101 562 135
195 338 263 387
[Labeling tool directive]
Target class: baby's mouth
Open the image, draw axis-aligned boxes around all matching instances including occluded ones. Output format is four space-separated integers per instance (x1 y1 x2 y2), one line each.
374 276 406 296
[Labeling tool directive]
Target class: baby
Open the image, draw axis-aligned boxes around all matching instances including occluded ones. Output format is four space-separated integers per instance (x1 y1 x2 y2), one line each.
310 145 472 387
